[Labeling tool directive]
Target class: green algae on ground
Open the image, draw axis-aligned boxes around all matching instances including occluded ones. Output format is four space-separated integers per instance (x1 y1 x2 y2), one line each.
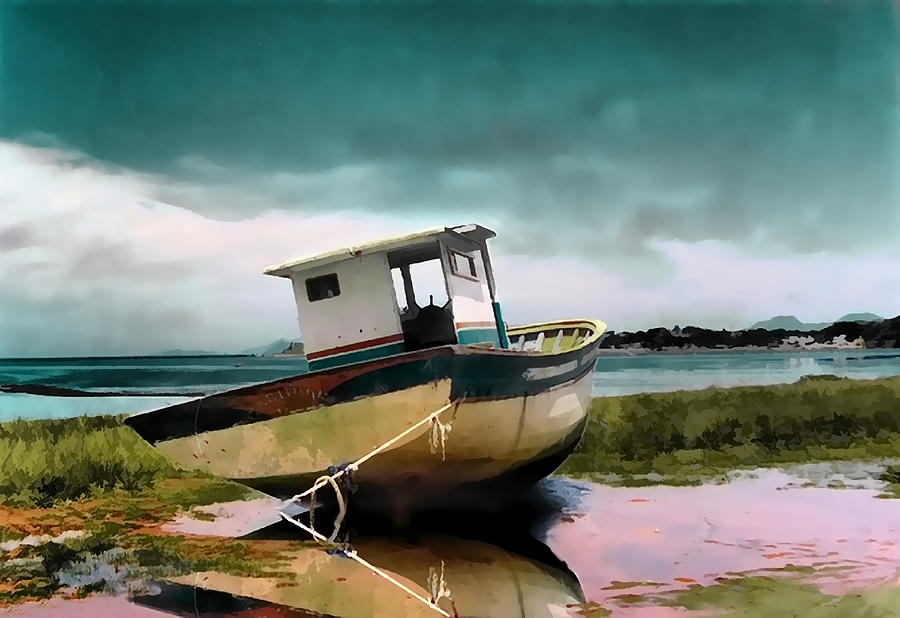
572 573 900 617
560 375 900 485
878 465 900 499
1 523 309 606
0 461 259 607
571 600 612 616
655 575 900 617
0 413 301 607
601 580 666 591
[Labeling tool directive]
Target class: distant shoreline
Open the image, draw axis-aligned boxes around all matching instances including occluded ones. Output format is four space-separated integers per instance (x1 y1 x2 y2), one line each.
0 354 253 362
595 345 899 356
0 384 207 398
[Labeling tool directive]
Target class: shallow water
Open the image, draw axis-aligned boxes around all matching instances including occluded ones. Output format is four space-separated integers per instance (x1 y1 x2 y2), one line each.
2 350 899 421
3 463 898 617
592 349 900 396
549 468 899 602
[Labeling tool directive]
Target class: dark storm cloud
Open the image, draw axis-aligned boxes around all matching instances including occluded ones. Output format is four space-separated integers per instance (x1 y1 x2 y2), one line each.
1 0 898 255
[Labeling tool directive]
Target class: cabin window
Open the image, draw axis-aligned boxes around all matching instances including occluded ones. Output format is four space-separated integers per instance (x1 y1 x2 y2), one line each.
448 249 478 280
305 273 340 302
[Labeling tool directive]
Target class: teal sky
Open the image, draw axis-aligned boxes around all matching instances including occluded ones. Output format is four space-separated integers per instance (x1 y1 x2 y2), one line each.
1 0 899 356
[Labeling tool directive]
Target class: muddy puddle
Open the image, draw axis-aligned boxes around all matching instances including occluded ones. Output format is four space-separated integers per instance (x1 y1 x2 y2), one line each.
2 462 898 617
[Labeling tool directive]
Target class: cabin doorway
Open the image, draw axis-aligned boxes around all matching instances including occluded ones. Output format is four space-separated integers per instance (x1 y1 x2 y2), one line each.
388 255 457 351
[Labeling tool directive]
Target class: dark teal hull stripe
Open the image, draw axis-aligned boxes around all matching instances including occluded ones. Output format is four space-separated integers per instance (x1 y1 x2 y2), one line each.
308 342 407 371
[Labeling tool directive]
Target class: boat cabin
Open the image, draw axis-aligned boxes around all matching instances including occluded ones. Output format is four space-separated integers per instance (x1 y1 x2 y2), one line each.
264 224 510 371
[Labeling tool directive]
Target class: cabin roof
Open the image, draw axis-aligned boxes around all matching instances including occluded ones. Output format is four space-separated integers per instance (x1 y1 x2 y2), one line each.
263 223 497 277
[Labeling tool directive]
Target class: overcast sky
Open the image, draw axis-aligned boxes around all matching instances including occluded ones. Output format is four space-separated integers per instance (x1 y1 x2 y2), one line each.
2 0 899 357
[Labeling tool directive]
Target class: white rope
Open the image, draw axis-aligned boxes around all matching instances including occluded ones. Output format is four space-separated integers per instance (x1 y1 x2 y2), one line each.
305 474 347 543
285 400 455 505
279 512 452 617
278 399 458 617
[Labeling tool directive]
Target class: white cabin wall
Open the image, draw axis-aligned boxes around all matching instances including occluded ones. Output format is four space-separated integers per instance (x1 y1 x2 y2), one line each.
440 239 497 335
288 252 403 356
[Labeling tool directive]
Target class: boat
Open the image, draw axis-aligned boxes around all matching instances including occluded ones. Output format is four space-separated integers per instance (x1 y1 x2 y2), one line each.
129 532 584 617
125 223 606 510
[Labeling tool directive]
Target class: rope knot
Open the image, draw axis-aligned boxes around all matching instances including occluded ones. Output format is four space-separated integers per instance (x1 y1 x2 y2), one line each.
429 416 453 460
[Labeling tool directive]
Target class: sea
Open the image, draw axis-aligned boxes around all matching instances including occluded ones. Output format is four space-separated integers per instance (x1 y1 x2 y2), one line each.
1 349 899 422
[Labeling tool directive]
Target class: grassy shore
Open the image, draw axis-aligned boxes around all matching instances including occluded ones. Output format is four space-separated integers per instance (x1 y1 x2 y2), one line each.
0 415 177 507
0 416 271 603
560 375 900 486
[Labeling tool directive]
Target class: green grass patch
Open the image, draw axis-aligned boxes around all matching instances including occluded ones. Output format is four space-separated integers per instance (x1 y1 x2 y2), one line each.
660 574 900 617
561 375 900 483
0 415 175 507
878 464 900 499
1 528 299 606
572 573 900 616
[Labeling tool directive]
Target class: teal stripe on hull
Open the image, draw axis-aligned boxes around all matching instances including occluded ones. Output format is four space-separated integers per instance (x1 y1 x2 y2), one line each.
308 342 407 371
457 327 500 347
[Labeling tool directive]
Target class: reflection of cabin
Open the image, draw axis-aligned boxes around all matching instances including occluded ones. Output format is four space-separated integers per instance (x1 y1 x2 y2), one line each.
264 225 509 371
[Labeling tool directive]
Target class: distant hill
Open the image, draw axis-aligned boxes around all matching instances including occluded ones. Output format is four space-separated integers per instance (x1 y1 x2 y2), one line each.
239 338 292 356
158 348 221 356
750 315 826 331
601 314 900 351
750 313 884 331
836 312 884 323
154 339 299 357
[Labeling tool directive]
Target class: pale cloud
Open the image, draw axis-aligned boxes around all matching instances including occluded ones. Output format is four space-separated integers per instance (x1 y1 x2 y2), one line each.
1 140 898 357
0 142 437 356
494 241 900 332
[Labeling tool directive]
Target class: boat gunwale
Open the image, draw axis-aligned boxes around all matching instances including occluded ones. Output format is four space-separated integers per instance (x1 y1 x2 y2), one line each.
302 317 609 369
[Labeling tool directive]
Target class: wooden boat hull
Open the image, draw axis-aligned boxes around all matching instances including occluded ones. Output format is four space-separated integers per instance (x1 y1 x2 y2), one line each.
125 319 605 505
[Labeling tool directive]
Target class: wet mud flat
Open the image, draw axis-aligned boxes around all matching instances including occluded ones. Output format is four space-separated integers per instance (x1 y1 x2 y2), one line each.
1 461 898 618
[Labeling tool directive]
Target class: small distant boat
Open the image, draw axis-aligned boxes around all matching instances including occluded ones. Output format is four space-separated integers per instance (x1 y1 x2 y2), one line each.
126 224 606 509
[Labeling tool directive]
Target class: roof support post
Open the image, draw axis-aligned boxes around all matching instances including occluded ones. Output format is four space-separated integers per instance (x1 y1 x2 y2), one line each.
400 264 417 313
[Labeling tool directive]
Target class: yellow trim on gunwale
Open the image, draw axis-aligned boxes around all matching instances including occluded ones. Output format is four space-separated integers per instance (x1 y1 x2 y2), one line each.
504 318 607 355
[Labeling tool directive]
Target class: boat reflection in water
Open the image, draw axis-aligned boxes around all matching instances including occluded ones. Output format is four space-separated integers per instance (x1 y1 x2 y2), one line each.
131 479 584 617
130 531 583 617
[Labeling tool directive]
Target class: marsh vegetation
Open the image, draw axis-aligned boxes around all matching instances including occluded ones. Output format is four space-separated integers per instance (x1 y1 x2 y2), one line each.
561 375 900 485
